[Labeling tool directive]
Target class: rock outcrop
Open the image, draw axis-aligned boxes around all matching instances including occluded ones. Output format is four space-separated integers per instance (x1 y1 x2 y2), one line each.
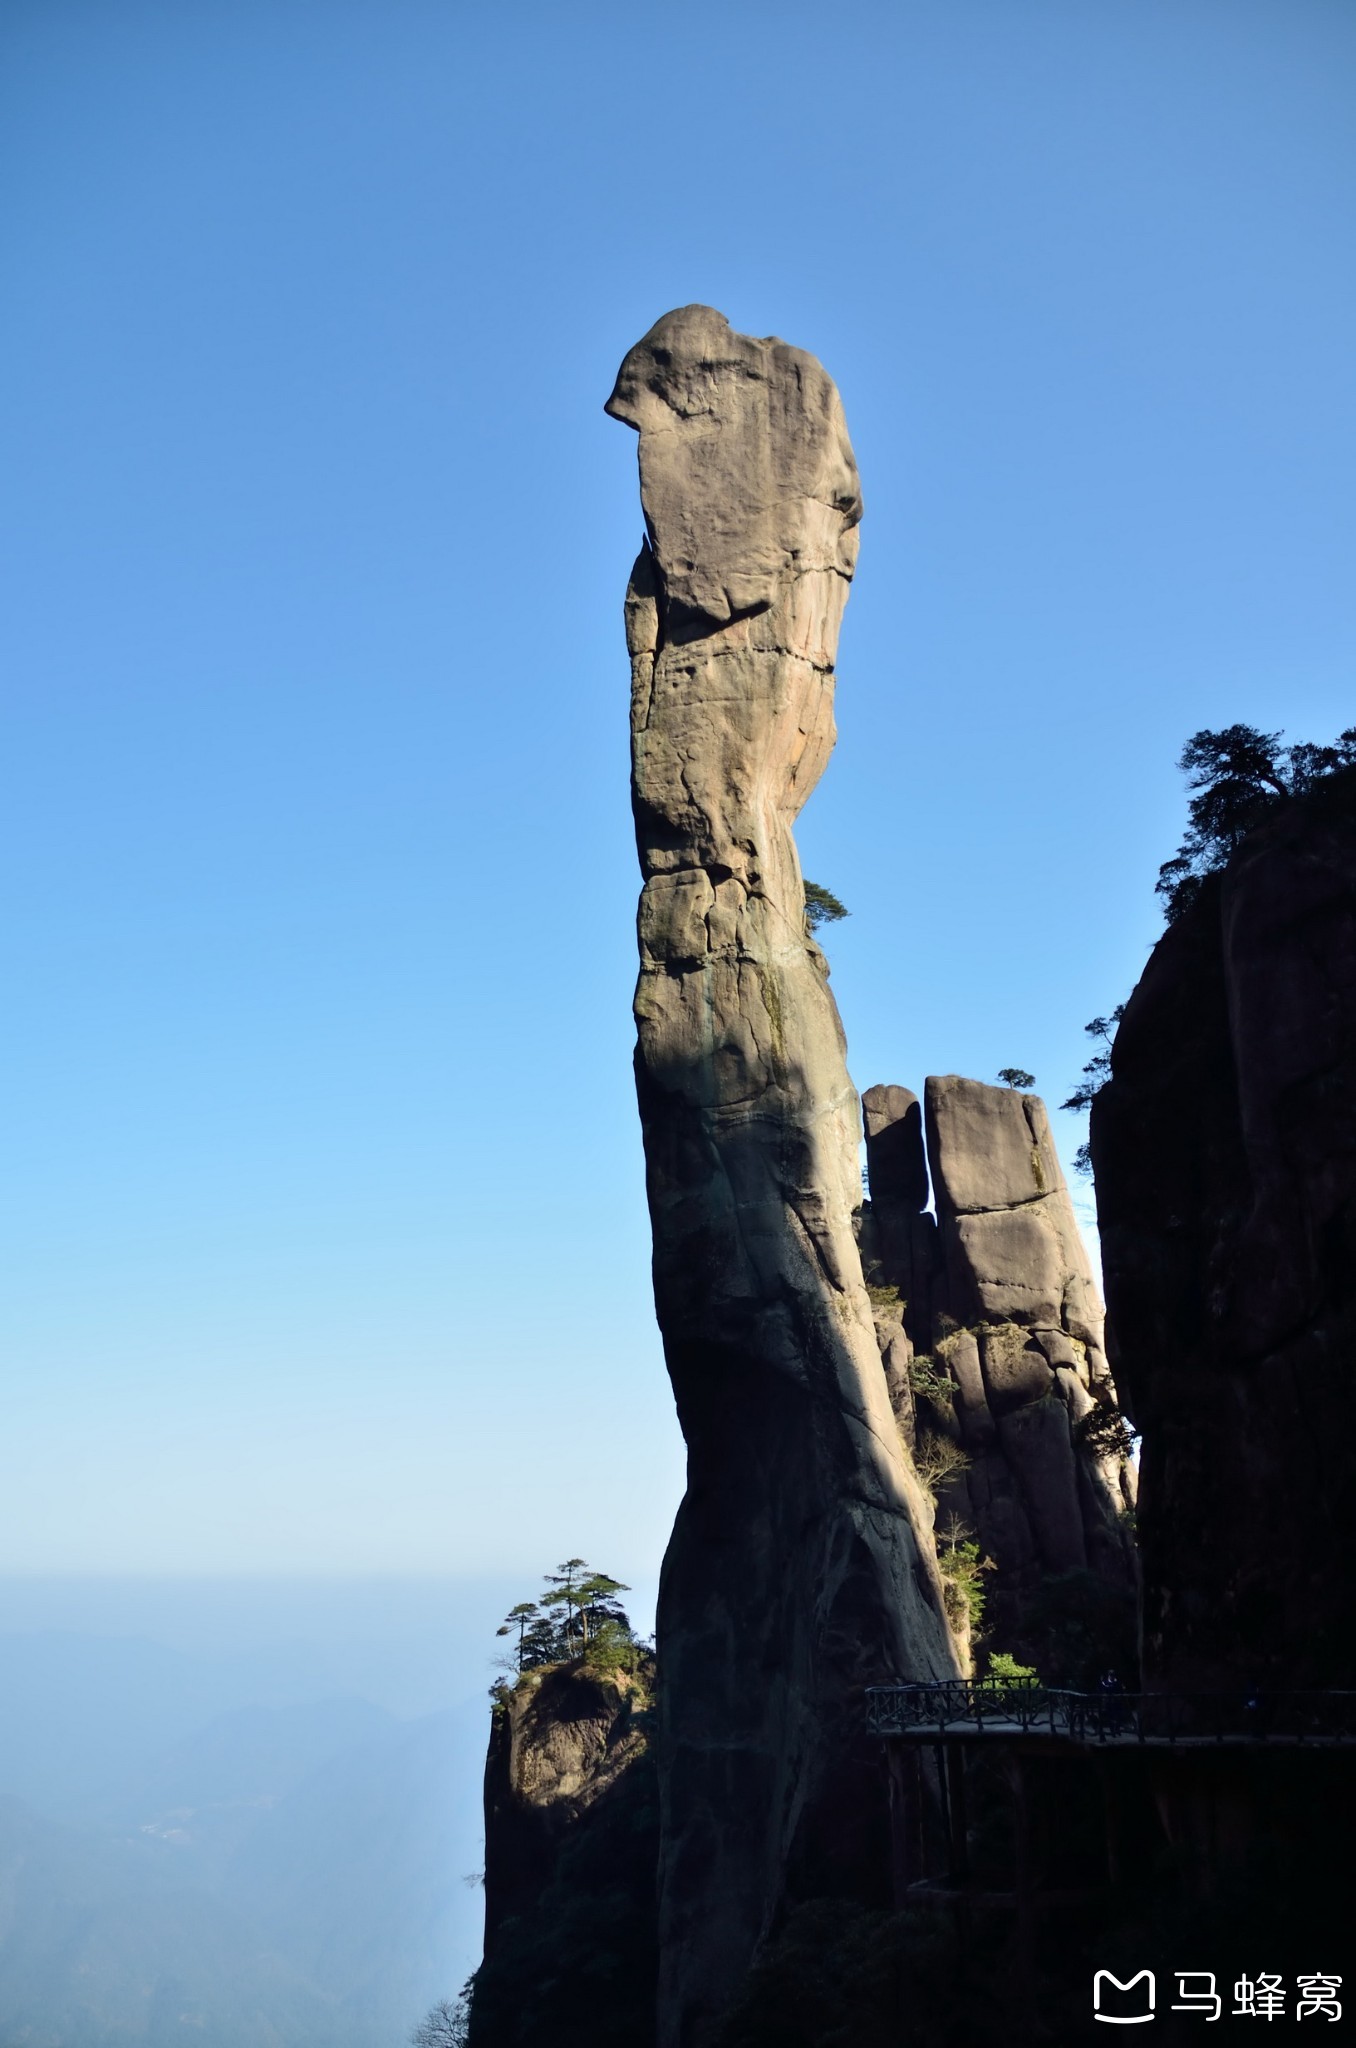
473 1661 658 2048
1091 767 1356 1693
860 1077 1136 1670
608 306 955 2046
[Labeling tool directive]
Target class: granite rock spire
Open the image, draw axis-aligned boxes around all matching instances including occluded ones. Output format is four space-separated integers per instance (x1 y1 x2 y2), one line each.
608 306 956 2045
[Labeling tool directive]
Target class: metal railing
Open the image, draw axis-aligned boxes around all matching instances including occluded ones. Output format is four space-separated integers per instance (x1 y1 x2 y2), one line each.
865 1681 1356 1746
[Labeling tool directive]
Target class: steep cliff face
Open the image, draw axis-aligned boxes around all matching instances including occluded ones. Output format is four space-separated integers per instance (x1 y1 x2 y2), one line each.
1091 769 1356 1693
473 1662 658 2047
607 305 955 2046
860 1078 1135 1671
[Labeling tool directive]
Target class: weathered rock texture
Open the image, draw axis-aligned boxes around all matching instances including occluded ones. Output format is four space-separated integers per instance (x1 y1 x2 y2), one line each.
608 306 955 2046
1091 769 1356 1693
474 1662 658 2048
860 1077 1136 1668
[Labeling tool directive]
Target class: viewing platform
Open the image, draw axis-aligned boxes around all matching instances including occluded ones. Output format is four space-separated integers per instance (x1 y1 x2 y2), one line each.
866 1680 1356 1749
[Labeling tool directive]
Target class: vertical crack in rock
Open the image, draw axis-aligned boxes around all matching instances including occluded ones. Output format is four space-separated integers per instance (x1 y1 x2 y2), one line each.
607 306 956 2046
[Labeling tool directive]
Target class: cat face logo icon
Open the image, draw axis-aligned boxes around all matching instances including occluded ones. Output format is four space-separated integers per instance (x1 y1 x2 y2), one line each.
1093 1970 1156 2023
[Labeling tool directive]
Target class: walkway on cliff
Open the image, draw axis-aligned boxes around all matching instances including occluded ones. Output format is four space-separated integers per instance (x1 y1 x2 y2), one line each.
867 1680 1356 1748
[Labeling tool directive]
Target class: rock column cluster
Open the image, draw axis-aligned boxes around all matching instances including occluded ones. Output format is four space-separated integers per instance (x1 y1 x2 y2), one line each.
608 306 955 2047
860 1077 1136 1665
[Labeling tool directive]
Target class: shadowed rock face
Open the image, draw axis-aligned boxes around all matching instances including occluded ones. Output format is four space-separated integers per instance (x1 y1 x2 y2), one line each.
1091 772 1356 1693
482 1667 652 1963
608 306 955 2046
860 1078 1136 1668
475 1665 658 2048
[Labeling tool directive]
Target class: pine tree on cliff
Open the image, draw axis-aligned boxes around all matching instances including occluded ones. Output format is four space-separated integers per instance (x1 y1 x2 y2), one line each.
1156 721 1356 919
1063 718 1355 1171
802 878 849 935
496 1563 637 1672
542 1559 631 1654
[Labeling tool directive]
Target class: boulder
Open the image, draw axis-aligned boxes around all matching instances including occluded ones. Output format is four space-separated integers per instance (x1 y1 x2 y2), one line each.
925 1075 1057 1213
978 1322 1058 1416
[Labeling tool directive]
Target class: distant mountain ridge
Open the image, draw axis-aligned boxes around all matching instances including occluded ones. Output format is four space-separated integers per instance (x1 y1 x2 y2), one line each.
0 1626 490 2046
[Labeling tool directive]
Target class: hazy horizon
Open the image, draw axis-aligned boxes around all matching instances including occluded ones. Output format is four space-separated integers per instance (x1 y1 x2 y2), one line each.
0 1576 516 2041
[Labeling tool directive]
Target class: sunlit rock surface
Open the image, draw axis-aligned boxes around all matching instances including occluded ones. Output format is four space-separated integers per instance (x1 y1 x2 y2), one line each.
860 1077 1136 1670
608 306 955 2046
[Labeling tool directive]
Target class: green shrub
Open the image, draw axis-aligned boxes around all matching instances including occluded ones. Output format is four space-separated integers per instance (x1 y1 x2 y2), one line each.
908 1354 954 1405
582 1617 644 1678
935 1516 988 1636
983 1651 1038 1683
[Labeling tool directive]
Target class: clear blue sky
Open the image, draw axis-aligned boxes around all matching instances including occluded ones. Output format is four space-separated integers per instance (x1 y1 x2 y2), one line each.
3 0 1353 1583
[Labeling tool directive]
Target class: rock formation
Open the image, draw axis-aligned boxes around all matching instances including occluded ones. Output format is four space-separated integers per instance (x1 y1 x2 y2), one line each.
607 306 956 2046
860 1078 1136 1670
1091 767 1356 1693
474 1661 658 2047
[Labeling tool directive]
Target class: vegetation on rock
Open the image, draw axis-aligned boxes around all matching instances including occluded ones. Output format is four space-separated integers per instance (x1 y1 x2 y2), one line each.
1156 721 1356 921
412 1987 472 2046
802 878 850 934
906 1353 954 1406
1061 1008 1125 1116
865 1281 902 1308
495 1560 641 1676
1065 723 1356 1173
1074 1396 1139 1461
982 1650 1038 1683
1061 1008 1125 1175
912 1430 970 1500
934 1517 988 1637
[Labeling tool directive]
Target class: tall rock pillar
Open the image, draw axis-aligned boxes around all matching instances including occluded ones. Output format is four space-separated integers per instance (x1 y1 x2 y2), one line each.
607 306 955 2046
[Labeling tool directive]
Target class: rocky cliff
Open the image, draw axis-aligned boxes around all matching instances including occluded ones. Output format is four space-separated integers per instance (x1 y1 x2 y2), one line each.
607 305 956 2046
472 1661 658 2048
1090 766 1356 1693
860 1077 1136 1673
